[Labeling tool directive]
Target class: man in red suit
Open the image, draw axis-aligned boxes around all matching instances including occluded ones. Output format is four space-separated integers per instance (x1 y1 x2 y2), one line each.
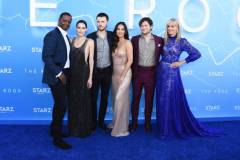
131 17 164 132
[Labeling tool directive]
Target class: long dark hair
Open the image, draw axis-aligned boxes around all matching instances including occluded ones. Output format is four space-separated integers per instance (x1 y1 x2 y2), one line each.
112 22 129 52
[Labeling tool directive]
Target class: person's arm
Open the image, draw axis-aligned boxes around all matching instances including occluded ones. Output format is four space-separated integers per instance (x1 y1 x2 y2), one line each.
87 39 94 89
42 32 62 76
171 38 201 68
170 60 186 68
182 38 201 63
120 40 133 82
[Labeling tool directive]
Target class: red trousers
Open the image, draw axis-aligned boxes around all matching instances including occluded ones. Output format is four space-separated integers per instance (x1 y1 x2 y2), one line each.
131 66 156 124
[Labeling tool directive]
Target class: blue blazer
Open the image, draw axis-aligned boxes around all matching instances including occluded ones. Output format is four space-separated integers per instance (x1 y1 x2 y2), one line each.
42 27 69 85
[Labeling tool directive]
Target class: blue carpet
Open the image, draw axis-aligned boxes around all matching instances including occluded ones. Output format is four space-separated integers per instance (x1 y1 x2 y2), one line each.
0 121 239 160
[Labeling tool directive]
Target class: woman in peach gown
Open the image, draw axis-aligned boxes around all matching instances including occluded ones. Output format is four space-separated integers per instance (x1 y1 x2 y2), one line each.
108 22 133 137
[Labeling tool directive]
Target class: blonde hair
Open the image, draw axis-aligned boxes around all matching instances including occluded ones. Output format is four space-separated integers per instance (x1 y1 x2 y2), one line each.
164 18 181 44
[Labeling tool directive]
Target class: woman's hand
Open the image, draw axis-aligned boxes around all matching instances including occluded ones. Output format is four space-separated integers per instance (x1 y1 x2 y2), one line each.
87 78 92 89
170 60 186 68
118 76 124 85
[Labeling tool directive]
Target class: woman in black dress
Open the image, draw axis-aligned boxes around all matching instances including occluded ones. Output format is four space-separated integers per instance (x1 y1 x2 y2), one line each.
68 20 94 137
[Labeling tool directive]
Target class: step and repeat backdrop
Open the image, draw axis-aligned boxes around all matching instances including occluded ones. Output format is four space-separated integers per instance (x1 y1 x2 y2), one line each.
0 0 240 123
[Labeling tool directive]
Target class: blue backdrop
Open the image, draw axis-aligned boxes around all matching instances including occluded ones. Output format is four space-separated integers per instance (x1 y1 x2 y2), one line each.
0 0 240 123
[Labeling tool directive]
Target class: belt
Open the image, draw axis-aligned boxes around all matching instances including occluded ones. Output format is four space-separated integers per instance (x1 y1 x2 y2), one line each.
138 65 156 70
96 66 111 72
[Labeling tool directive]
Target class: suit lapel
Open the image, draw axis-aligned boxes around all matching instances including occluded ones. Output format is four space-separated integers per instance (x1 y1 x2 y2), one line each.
94 32 98 62
55 27 67 54
66 35 71 45
135 35 140 64
153 34 161 60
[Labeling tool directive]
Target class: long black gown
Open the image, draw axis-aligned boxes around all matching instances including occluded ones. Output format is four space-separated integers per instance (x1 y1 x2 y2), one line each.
68 39 92 138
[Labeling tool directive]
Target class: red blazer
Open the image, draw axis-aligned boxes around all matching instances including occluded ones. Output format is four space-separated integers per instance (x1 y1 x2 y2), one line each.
131 34 164 78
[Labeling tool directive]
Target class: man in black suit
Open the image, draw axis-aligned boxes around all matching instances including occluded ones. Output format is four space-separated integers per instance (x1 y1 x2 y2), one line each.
42 12 72 149
87 13 113 131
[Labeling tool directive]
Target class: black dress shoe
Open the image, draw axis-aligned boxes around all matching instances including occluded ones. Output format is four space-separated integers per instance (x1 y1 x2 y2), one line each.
53 138 72 150
61 133 70 138
129 123 138 132
144 123 152 132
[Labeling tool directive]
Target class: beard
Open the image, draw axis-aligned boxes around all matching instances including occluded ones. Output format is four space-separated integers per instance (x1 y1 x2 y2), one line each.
141 30 151 35
59 23 69 31
98 25 106 31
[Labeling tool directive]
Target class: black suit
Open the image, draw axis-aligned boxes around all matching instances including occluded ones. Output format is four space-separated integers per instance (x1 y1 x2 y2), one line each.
87 31 113 129
42 27 70 138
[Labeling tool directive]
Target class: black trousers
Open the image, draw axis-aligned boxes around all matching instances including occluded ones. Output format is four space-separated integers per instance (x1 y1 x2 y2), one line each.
49 69 69 138
91 66 112 129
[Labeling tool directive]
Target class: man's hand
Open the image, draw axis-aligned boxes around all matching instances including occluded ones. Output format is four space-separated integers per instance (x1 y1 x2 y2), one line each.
87 78 92 89
58 73 67 85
